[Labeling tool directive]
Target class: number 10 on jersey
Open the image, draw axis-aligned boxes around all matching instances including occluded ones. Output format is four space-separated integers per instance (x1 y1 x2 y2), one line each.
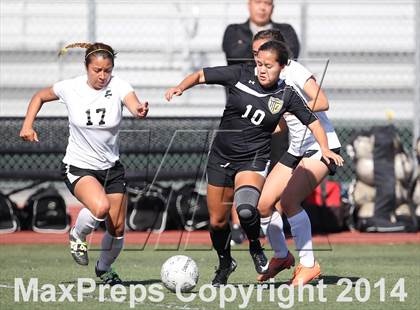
241 104 265 125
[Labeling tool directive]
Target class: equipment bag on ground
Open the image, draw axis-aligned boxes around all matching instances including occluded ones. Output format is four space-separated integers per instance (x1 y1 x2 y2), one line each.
126 183 170 232
170 183 209 231
25 185 70 233
348 125 417 232
0 192 20 233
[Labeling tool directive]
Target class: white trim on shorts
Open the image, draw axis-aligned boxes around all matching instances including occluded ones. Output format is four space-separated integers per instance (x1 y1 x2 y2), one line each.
255 160 271 178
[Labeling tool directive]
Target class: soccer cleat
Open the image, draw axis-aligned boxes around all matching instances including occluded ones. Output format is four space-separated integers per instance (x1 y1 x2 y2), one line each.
289 261 321 286
211 259 237 287
95 262 123 286
250 247 269 274
257 251 295 282
69 227 88 266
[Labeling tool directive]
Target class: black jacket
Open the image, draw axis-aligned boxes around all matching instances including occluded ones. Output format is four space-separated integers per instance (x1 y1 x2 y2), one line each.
222 20 300 65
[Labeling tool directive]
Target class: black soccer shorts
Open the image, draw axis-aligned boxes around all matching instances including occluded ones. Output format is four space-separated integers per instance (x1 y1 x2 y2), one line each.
206 152 270 187
279 148 341 175
61 161 126 195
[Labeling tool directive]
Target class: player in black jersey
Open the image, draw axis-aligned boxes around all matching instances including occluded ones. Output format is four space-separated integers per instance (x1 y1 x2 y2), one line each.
165 40 343 286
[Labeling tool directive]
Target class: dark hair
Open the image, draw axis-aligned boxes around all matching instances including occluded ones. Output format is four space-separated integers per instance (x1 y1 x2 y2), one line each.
258 40 290 65
58 42 117 67
253 29 285 43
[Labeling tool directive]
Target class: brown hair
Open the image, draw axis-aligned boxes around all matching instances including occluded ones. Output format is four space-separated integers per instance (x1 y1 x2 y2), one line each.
253 29 285 43
258 40 290 66
58 42 117 67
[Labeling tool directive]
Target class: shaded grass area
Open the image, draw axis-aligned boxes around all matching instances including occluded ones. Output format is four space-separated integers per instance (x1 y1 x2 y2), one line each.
0 244 419 309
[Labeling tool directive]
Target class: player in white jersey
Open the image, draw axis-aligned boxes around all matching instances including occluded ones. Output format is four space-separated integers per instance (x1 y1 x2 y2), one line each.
251 30 343 285
19 42 149 285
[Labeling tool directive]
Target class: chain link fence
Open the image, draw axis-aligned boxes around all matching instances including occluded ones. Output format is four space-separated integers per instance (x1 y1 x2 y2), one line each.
0 117 413 185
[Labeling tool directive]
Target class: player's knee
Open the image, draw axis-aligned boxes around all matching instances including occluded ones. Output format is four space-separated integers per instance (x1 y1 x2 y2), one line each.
236 204 259 224
234 185 260 224
92 200 111 219
258 205 272 218
257 198 273 218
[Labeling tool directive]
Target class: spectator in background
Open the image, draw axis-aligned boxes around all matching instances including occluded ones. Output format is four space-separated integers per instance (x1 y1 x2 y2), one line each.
222 0 300 244
222 0 300 65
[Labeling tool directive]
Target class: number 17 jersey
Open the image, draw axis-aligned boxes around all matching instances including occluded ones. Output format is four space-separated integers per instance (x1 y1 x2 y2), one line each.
53 75 133 170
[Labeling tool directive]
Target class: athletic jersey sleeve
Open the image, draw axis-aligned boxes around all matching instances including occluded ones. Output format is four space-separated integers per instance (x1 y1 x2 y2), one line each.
203 64 242 87
113 76 134 101
286 60 313 89
52 79 69 104
284 87 317 126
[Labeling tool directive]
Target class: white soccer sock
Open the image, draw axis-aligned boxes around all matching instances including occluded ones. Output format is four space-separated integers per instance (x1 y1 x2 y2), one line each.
72 208 106 241
97 232 125 272
261 211 288 258
288 209 315 268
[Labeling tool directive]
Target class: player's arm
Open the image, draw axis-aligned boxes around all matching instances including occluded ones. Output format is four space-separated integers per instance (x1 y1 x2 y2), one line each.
286 88 343 166
165 70 205 101
123 91 149 119
307 120 343 166
20 86 59 142
304 77 329 112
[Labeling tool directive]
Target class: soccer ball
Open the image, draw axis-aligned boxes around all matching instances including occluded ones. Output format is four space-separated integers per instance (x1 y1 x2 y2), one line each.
160 255 199 293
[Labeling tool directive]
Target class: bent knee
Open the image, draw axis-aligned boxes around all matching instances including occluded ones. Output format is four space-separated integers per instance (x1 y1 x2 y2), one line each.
258 198 275 218
258 204 273 218
236 204 258 224
91 201 111 219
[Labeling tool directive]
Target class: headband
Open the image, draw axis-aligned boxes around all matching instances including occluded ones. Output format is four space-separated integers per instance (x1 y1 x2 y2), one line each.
85 48 114 59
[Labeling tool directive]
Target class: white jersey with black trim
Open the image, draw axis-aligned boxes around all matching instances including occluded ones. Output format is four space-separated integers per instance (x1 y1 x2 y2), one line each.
280 60 341 156
53 75 133 170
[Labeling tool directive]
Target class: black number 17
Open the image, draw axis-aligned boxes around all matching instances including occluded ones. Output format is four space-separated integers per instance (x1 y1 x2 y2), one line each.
86 108 106 126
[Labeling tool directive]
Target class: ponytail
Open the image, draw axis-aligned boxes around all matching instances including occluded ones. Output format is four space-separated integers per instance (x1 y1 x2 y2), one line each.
58 42 116 66
58 42 93 57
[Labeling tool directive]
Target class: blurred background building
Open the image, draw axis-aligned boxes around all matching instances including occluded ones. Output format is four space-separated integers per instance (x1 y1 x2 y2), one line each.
0 0 419 186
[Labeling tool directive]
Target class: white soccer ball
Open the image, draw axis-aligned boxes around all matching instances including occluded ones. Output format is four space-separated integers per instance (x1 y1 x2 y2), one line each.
160 255 199 293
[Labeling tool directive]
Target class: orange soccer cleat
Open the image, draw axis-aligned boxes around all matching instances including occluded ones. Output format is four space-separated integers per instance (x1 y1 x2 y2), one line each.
257 251 295 282
289 261 321 286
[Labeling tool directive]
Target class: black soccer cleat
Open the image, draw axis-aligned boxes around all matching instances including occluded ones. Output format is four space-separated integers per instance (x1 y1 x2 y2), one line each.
69 227 89 266
250 247 269 274
211 259 237 287
95 262 123 286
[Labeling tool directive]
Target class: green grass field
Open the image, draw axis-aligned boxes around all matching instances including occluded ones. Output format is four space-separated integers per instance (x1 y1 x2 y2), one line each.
0 244 419 310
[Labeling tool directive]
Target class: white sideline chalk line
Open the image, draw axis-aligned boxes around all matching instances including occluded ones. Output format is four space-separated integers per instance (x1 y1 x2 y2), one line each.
0 283 204 310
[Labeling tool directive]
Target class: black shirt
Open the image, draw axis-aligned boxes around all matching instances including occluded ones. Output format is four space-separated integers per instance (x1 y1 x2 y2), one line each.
203 63 317 162
222 21 300 65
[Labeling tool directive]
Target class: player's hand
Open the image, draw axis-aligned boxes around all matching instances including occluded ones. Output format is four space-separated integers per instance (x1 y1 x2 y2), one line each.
321 148 344 166
136 101 149 118
165 87 183 101
19 127 39 142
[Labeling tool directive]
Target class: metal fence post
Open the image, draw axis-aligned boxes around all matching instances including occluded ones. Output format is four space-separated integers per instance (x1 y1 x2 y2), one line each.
414 0 420 154
299 0 308 63
87 0 96 43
